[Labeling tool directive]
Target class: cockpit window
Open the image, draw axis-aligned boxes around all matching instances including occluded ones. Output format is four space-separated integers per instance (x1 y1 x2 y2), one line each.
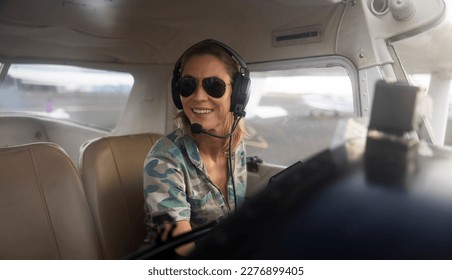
245 65 354 166
0 64 134 131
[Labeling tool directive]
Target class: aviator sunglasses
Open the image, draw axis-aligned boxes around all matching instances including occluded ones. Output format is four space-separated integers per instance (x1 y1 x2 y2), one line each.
176 76 229 98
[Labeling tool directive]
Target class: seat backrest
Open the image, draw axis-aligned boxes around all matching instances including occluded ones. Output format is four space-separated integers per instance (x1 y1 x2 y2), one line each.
79 133 162 259
0 143 100 259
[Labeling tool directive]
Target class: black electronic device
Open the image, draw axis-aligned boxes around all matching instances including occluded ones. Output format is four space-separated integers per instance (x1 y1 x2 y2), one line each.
369 80 420 135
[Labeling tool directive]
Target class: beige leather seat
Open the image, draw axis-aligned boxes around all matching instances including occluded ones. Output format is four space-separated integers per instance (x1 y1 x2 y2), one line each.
79 133 162 259
0 143 100 259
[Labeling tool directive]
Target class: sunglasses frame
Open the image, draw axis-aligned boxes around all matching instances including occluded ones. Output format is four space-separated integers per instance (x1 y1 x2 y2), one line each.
177 76 230 99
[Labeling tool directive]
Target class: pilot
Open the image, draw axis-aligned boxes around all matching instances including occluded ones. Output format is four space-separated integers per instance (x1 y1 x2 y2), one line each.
143 39 249 255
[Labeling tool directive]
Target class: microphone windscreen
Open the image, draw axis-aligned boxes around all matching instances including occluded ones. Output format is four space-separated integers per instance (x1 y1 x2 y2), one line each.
190 123 204 134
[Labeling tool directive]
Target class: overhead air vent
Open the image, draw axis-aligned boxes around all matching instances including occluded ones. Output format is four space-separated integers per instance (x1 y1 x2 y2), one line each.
272 24 323 47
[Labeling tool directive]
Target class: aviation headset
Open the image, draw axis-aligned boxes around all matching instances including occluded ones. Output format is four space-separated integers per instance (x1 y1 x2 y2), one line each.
171 39 251 117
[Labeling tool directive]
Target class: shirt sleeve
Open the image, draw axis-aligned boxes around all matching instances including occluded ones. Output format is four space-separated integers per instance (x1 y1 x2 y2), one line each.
143 138 191 227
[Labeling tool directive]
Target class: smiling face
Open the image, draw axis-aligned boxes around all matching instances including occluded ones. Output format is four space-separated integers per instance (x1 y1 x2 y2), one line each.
180 54 233 134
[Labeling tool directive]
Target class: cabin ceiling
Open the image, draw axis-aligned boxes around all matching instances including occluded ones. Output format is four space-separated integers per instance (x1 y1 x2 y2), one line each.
0 0 451 77
0 0 342 65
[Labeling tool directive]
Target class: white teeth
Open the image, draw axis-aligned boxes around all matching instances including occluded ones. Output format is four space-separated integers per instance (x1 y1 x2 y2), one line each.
192 108 213 114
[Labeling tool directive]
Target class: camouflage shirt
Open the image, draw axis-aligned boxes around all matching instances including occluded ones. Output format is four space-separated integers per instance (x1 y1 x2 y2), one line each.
143 128 247 239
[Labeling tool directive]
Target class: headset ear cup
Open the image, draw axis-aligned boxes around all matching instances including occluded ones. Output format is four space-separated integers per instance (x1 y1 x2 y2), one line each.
171 68 183 110
230 72 251 116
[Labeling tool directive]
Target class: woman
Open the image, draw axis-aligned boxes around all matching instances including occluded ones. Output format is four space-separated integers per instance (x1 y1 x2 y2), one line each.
143 39 250 255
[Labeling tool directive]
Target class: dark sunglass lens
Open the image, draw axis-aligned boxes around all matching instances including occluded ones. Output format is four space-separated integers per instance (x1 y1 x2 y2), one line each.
203 77 226 98
177 77 197 97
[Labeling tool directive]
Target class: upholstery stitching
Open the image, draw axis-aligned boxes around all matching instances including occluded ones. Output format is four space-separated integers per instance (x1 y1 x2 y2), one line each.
29 146 62 259
107 137 136 253
80 142 106 259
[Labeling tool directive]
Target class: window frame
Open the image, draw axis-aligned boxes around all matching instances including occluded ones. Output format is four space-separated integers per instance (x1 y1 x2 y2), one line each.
244 56 360 166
